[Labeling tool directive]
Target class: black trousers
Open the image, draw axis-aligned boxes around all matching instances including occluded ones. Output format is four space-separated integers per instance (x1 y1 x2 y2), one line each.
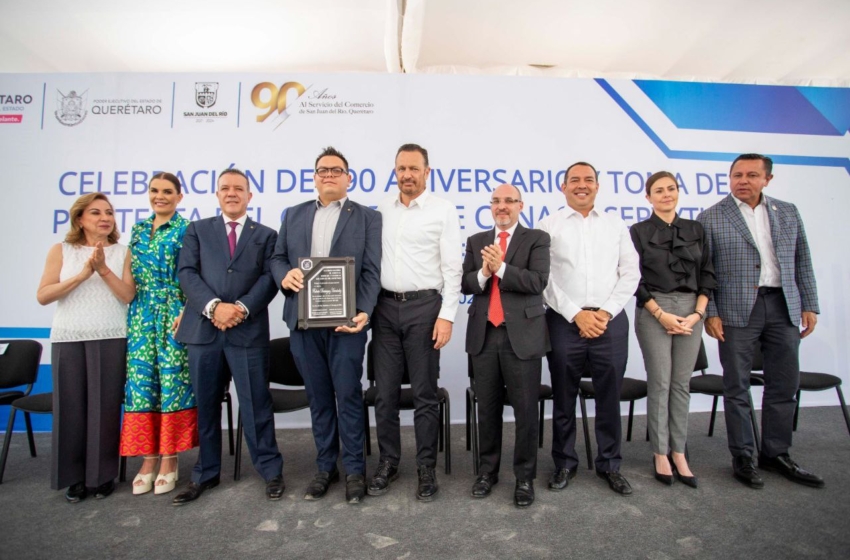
720 289 800 459
371 294 441 468
471 324 541 481
51 338 126 490
546 309 629 473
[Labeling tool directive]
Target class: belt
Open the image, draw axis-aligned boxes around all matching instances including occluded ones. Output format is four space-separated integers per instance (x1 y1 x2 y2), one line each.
380 288 439 302
757 286 782 295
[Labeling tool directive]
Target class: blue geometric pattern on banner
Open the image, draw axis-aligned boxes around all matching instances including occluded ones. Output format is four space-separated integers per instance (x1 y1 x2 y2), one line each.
595 79 850 175
0 328 51 339
634 80 842 136
796 86 850 135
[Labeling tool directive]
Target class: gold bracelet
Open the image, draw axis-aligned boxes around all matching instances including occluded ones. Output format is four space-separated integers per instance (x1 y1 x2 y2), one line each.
694 309 705 319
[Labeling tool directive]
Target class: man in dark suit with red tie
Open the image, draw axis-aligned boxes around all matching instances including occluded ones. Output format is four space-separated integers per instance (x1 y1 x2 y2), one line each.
174 169 284 505
461 183 551 508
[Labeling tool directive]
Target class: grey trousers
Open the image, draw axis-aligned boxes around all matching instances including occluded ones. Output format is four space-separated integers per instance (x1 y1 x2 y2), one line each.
635 292 702 455
51 338 127 490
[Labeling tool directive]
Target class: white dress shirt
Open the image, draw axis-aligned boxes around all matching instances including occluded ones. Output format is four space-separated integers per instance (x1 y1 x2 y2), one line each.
205 213 250 317
732 194 781 287
377 190 463 322
537 206 640 322
476 222 519 290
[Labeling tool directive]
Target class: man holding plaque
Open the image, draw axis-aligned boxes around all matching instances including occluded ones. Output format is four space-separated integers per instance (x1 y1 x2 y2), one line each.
271 147 382 504
369 143 462 501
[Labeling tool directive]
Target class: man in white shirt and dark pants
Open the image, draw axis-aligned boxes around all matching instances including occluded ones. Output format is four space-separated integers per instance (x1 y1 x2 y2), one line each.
368 144 462 501
537 161 640 495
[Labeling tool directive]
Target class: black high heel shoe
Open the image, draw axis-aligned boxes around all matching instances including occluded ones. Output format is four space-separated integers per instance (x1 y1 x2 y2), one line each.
653 456 673 486
669 455 698 489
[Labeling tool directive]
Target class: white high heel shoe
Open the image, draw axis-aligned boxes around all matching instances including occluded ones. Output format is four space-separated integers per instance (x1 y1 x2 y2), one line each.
132 456 159 495
154 455 179 495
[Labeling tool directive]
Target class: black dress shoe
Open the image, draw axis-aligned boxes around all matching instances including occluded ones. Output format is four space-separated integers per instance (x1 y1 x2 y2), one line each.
732 456 764 489
266 475 285 500
367 460 399 496
653 457 673 486
471 473 499 498
548 467 576 491
93 480 115 499
759 454 824 488
514 480 534 508
597 471 633 495
65 482 87 503
416 465 438 502
304 470 339 500
345 474 366 504
172 477 221 506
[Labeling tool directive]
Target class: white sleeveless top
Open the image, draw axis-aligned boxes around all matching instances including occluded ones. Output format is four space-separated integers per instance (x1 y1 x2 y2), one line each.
50 242 129 342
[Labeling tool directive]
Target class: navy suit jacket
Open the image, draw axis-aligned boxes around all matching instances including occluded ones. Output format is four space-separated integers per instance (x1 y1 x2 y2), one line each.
698 194 819 328
176 216 279 347
461 224 551 360
270 199 382 331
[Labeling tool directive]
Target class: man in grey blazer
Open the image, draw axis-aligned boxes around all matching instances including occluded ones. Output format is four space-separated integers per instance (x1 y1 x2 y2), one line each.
461 183 550 508
698 153 822 489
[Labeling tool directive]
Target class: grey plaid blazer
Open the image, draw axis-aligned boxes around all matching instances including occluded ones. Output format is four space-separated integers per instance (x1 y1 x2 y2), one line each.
697 194 819 328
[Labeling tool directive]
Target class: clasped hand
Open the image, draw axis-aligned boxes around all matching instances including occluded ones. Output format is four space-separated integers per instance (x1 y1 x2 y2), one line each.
658 312 699 335
576 310 609 339
212 303 245 331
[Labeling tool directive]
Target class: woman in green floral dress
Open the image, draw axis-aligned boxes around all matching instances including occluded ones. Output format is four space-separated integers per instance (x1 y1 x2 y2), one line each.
119 173 197 495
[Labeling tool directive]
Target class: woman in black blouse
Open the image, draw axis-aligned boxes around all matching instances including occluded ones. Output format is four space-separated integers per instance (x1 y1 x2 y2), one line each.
630 171 716 488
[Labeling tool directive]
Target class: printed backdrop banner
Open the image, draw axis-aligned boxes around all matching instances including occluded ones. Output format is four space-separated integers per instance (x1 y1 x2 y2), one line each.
2 73 848 431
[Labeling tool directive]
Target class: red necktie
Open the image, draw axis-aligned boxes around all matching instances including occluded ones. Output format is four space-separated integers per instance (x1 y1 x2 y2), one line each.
488 231 509 326
228 221 238 258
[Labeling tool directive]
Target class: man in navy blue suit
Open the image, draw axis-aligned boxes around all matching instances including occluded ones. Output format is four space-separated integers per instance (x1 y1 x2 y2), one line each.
271 147 382 504
174 168 284 505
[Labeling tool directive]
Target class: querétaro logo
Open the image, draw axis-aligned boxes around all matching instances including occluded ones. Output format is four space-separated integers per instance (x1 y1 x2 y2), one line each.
0 94 32 124
55 89 88 127
195 82 218 108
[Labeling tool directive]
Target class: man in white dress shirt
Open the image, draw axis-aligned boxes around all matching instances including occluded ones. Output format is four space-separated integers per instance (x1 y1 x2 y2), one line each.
367 143 462 501
537 161 640 495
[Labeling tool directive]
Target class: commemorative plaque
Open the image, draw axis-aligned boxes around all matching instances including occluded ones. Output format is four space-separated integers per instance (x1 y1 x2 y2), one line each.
297 256 357 330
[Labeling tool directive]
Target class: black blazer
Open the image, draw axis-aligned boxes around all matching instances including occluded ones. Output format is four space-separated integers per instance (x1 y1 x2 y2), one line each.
461 224 551 360
176 216 279 348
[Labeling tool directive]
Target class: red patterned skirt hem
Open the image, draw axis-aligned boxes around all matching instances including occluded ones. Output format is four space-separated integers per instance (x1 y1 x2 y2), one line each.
120 408 199 456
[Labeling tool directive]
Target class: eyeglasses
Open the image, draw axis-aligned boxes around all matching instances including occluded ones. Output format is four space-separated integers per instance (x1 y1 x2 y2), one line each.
315 167 347 178
490 198 520 206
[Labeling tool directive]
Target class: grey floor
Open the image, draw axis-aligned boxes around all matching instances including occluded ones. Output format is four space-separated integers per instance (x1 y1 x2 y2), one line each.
1 407 849 560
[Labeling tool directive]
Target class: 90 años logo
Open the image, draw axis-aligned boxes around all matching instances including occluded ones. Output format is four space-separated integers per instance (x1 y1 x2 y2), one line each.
251 81 307 129
55 89 88 127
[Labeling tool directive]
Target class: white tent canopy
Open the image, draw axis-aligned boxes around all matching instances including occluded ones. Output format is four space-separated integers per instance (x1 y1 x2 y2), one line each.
2 0 848 85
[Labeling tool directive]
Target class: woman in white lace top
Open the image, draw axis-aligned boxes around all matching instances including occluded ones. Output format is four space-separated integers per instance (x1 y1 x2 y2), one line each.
37 193 135 503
